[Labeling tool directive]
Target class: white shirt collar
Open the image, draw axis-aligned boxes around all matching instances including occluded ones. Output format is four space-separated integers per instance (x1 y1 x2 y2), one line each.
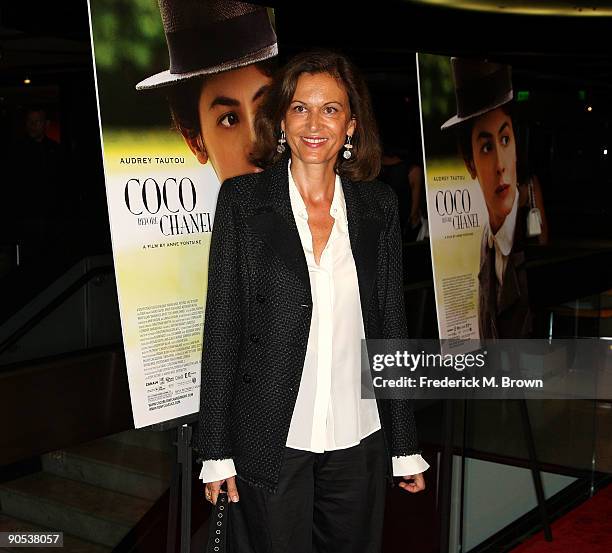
486 185 518 256
287 159 348 232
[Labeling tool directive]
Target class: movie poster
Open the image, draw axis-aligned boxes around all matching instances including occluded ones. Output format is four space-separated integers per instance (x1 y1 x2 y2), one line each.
87 0 277 427
417 53 533 347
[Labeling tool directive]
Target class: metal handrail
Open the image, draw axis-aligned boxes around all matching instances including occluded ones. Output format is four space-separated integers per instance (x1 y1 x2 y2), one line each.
0 265 114 356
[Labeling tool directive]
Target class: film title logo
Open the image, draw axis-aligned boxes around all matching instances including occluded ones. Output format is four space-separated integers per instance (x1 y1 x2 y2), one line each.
435 189 480 230
124 176 211 236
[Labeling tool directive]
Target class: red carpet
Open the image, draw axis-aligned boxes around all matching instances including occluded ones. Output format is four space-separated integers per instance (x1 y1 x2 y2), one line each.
512 484 612 552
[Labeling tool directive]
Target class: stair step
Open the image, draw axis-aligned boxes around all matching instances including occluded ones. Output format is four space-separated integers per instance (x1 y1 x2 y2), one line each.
0 473 152 547
0 515 111 553
42 439 171 501
103 429 174 454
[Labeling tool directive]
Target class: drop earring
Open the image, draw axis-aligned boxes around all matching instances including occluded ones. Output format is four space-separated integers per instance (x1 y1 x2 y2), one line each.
343 135 353 159
277 130 286 154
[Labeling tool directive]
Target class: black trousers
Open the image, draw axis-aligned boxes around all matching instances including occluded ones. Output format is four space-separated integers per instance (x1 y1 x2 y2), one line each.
228 429 388 553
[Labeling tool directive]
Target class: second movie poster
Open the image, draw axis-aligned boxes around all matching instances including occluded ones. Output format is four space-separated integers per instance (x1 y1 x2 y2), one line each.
417 53 534 347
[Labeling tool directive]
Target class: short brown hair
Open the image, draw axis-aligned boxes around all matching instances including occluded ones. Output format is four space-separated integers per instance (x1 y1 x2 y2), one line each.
251 50 381 182
165 60 276 140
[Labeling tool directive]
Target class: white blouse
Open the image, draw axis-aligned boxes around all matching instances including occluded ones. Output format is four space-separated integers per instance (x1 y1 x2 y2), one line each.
199 163 429 483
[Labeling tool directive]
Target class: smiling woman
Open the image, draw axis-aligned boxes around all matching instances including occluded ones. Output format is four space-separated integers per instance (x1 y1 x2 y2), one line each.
280 72 356 174
196 49 428 553
251 50 382 180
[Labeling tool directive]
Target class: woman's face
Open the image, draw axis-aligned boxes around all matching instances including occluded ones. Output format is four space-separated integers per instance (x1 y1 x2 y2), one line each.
466 106 517 234
195 64 271 183
281 72 355 170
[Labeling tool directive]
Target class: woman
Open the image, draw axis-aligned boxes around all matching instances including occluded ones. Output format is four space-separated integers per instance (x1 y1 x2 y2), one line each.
195 50 428 553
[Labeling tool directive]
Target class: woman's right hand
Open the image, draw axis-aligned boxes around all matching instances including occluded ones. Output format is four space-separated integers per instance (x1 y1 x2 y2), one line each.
205 476 239 505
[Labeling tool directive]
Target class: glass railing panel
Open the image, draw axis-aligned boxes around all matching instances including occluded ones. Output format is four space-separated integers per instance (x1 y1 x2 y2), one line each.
451 396 597 552
449 290 612 552
0 256 121 367
594 400 612 476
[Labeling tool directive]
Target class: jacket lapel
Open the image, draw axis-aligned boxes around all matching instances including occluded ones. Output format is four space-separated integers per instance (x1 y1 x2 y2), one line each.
246 157 384 318
246 157 310 290
498 250 524 313
342 178 384 319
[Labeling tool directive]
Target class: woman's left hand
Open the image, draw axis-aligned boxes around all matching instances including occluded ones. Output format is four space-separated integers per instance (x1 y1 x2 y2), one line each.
398 472 425 493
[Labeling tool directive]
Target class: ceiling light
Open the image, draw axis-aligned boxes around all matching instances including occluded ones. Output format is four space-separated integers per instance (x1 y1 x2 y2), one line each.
408 1 612 16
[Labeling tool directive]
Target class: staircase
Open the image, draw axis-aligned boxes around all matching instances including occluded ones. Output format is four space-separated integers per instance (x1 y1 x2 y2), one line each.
0 429 173 552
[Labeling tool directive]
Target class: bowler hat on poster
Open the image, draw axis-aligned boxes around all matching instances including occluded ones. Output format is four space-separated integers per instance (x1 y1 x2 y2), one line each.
441 57 513 130
136 0 278 90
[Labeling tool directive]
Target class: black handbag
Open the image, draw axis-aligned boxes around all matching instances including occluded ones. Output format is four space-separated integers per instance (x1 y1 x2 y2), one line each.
205 493 230 553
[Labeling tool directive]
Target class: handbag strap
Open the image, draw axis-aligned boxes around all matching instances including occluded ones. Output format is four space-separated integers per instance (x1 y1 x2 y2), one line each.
206 494 229 553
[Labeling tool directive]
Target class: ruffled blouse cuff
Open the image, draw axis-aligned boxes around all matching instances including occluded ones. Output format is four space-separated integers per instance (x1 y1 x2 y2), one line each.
392 453 430 477
199 458 237 483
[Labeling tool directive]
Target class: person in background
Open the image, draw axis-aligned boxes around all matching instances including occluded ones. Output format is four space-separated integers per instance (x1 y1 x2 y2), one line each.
379 143 426 241
7 106 64 266
196 50 428 553
12 107 62 214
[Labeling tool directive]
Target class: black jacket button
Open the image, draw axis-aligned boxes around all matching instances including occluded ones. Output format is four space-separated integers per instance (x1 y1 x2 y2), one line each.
249 333 259 343
242 373 252 383
256 293 265 304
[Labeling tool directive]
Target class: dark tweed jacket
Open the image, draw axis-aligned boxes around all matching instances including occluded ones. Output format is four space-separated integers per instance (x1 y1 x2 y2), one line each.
478 205 532 339
194 157 420 492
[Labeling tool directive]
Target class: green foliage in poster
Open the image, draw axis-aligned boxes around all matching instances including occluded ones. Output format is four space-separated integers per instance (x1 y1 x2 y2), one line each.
90 0 167 71
418 54 454 122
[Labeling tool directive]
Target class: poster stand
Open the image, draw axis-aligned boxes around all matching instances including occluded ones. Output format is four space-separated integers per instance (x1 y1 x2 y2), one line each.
519 399 553 542
142 414 197 553
453 399 552 550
